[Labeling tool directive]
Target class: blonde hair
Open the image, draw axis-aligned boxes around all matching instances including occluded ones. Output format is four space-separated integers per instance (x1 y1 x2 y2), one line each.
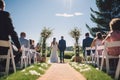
109 18 120 31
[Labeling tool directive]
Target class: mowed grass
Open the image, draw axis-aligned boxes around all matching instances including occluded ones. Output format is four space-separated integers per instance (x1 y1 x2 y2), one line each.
0 63 51 80
70 62 113 80
0 51 114 80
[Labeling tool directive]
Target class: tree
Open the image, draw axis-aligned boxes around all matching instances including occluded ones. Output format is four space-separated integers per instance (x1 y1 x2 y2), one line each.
86 0 120 37
69 27 82 62
40 27 52 62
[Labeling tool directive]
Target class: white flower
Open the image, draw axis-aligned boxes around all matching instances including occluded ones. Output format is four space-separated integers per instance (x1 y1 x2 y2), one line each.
96 68 99 70
80 68 91 72
41 63 48 68
28 65 34 68
25 73 28 75
39 67 45 71
29 70 41 76
21 69 26 72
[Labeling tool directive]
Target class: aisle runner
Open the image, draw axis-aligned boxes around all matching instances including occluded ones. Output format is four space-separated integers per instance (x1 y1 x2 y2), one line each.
37 63 86 80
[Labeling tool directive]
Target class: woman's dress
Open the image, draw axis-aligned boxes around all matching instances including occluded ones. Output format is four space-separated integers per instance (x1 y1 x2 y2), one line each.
49 43 59 63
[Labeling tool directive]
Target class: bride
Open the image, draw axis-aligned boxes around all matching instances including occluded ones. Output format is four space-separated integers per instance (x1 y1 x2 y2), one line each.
49 37 59 63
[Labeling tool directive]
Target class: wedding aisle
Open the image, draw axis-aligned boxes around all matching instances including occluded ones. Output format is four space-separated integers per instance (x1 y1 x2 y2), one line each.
37 63 86 80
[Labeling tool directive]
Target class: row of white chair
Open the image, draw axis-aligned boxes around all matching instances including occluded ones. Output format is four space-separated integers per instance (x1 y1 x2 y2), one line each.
20 45 38 68
85 41 120 80
85 45 105 68
100 41 120 80
0 36 39 75
100 41 120 73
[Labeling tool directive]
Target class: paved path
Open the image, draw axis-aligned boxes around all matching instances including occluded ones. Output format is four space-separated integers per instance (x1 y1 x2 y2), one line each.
37 63 86 80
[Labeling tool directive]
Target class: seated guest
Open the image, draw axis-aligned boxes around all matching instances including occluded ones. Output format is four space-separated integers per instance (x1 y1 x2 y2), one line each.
19 32 31 65
91 32 103 55
82 33 93 57
35 43 41 53
29 39 35 49
29 39 37 63
0 0 22 66
19 32 29 48
102 18 120 56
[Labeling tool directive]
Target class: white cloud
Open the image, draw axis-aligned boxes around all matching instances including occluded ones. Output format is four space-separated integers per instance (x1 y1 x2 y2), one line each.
56 12 83 17
56 13 74 17
74 12 83 16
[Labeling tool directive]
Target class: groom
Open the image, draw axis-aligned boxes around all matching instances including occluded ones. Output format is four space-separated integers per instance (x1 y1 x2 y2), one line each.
58 36 66 63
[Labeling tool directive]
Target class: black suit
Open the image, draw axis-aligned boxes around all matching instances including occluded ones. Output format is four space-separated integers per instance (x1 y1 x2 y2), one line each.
82 37 93 57
58 39 66 63
0 10 21 64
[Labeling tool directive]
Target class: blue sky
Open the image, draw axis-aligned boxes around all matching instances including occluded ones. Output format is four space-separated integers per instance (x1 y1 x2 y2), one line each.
5 0 97 46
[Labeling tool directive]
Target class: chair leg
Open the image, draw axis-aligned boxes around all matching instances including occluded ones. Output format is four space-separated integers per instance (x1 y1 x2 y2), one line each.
34 54 37 64
91 54 95 65
5 52 10 75
115 56 120 80
100 54 104 71
97 56 99 68
28 54 31 65
106 57 109 74
21 58 23 68
85 52 88 64
24 58 27 68
10 52 16 73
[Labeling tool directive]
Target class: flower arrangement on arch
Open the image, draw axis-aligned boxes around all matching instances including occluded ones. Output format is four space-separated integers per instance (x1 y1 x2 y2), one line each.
40 27 53 59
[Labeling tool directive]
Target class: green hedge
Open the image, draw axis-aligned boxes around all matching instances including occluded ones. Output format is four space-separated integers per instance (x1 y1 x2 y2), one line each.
47 51 74 59
64 52 74 59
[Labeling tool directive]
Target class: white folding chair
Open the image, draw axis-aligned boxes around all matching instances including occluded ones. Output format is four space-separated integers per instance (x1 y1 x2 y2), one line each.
115 55 120 80
0 36 16 75
95 45 104 68
29 49 37 64
100 41 120 74
85 47 95 64
21 45 29 68
91 47 95 64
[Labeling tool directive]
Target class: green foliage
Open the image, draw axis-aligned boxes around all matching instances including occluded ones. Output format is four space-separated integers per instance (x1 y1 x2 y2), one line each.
86 0 120 37
70 62 113 80
40 27 53 57
46 50 51 57
69 27 81 43
47 51 74 59
64 52 74 59
69 27 81 57
41 27 53 39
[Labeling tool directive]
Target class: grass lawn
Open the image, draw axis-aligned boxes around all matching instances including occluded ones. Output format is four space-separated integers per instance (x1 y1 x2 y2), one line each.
0 55 115 80
0 63 51 80
70 62 113 80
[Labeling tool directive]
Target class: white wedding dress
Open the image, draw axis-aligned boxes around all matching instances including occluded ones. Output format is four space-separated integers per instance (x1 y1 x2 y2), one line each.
49 43 59 63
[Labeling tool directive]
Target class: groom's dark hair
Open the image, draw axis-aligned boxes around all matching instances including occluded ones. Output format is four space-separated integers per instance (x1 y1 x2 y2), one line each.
61 36 64 39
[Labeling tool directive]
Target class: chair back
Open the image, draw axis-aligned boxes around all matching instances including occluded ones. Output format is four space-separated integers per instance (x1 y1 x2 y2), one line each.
0 40 10 47
105 41 120 48
104 41 120 56
100 41 120 74
95 45 104 67
85 47 95 64
0 36 16 75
